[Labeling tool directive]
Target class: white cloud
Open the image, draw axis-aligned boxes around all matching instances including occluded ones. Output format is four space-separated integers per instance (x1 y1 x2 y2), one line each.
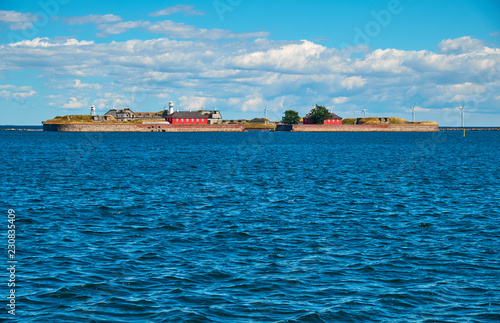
97 21 151 37
178 96 213 109
227 98 241 105
73 79 101 89
228 40 326 72
414 106 431 112
1 34 499 118
438 36 484 54
242 97 263 112
62 14 122 25
0 10 39 30
8 37 94 47
156 93 171 99
341 76 366 89
93 94 135 110
434 82 487 103
0 84 37 102
332 97 348 104
63 97 86 109
147 20 269 39
150 5 204 17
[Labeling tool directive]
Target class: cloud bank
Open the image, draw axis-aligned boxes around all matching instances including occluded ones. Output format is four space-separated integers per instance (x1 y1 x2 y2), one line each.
2 34 497 119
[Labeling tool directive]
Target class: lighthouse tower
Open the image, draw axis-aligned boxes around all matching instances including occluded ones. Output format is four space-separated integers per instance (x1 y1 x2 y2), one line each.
91 105 96 116
169 101 174 114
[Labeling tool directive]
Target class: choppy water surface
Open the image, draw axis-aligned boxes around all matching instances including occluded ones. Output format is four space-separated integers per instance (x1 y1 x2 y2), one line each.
1 131 499 322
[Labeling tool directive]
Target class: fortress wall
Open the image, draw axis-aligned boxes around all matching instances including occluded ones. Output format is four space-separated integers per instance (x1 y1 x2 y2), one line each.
43 123 245 132
291 124 439 132
43 123 438 132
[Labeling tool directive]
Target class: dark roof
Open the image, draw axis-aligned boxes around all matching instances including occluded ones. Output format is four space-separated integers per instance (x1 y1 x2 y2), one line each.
135 112 162 116
329 112 342 119
167 111 208 119
104 108 135 116
305 112 342 119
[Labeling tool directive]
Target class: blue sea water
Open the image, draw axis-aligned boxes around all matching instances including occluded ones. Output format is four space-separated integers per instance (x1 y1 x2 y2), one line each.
1 131 499 322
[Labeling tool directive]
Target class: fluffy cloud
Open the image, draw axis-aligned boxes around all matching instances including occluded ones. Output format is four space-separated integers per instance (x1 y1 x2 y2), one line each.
73 79 101 89
0 85 37 102
332 97 348 104
147 20 269 39
434 82 487 103
97 21 151 37
8 37 94 47
0 10 39 30
93 93 135 110
228 40 326 72
438 36 484 54
61 14 122 25
62 97 87 109
242 97 263 112
1 35 499 118
341 76 366 90
150 5 204 17
178 96 213 110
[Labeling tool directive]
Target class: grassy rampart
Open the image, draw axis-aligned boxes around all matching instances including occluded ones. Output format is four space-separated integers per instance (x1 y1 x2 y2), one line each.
342 117 437 126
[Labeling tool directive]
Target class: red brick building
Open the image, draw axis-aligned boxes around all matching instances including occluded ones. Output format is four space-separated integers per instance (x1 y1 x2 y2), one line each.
165 111 208 124
303 112 342 125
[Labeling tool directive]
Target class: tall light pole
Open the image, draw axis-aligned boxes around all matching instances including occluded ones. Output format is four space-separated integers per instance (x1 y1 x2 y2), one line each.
264 106 268 119
459 105 465 128
410 104 416 122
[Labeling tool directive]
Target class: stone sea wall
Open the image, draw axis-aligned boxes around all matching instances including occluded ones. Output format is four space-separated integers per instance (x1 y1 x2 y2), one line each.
286 124 439 132
43 123 245 132
44 123 439 132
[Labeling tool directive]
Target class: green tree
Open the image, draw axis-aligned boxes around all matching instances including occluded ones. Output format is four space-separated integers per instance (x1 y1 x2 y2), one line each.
307 105 331 124
282 110 300 124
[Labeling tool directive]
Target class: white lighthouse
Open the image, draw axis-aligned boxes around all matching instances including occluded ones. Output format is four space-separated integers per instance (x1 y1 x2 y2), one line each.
169 101 174 114
91 105 96 116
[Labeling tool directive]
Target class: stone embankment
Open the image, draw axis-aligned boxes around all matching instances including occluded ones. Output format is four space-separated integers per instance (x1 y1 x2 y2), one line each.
43 123 245 132
439 127 499 131
276 124 439 132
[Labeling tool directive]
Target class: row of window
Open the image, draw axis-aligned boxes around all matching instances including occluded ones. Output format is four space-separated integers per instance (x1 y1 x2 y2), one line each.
168 118 203 122
303 118 342 124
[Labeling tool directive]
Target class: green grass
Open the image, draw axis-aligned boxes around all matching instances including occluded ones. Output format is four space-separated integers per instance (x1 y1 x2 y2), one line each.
388 117 406 124
342 118 356 125
357 117 383 125
341 117 438 126
44 115 97 124
44 115 165 124
244 123 276 129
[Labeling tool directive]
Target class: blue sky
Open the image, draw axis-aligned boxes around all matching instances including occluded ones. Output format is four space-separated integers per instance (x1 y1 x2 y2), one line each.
0 0 499 125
